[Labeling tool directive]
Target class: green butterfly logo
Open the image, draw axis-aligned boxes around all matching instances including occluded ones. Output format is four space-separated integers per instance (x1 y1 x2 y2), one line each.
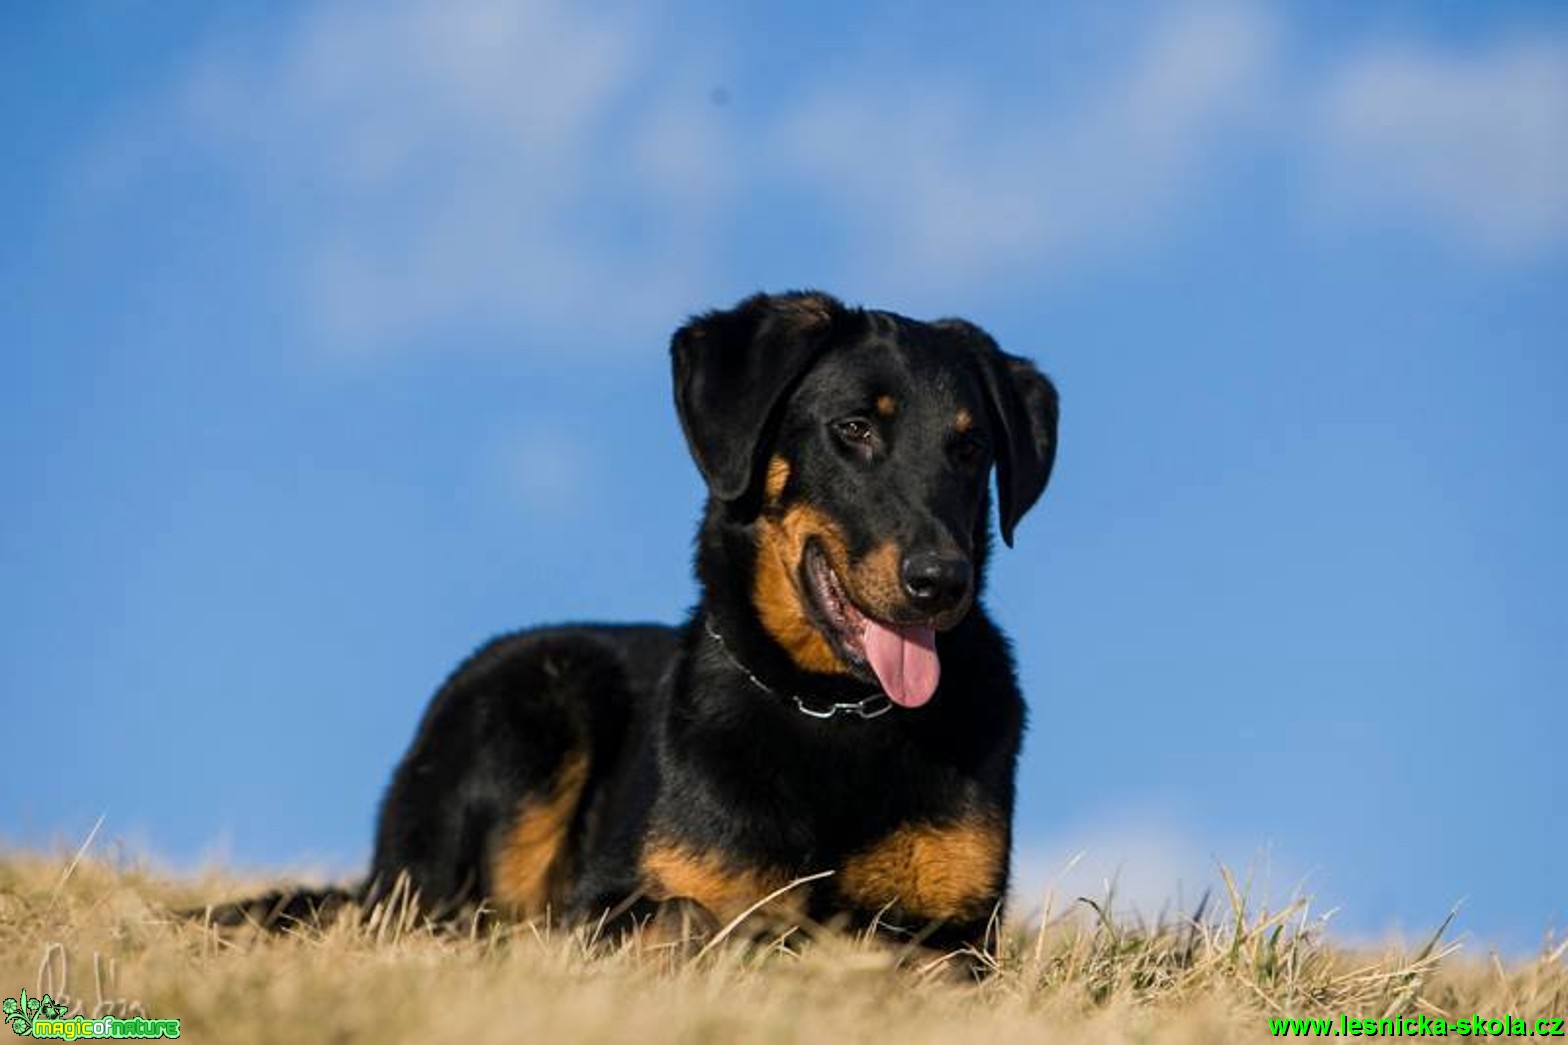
3 989 70 1036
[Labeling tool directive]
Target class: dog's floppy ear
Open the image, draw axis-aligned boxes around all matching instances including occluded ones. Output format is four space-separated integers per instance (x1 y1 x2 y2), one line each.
941 320 1059 547
672 291 847 501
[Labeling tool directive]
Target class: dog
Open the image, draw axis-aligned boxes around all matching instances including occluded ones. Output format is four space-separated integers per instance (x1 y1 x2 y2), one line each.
210 291 1058 959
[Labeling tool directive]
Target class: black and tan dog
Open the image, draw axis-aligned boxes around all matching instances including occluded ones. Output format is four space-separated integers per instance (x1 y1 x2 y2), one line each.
213 290 1058 957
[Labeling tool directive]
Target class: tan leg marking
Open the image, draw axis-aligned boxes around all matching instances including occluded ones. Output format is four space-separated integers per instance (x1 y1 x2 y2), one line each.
490 752 589 918
838 813 1006 924
641 841 801 923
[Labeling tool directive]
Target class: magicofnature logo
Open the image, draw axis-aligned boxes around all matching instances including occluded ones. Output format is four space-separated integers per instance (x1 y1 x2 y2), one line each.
4 990 70 1036
3 990 180 1039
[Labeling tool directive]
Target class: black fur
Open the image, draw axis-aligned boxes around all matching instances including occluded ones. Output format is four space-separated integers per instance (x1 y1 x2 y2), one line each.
206 291 1058 957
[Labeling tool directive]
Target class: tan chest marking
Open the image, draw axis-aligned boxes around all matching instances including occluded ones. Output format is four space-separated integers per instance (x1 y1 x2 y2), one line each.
838 815 1006 924
641 841 801 923
490 752 588 917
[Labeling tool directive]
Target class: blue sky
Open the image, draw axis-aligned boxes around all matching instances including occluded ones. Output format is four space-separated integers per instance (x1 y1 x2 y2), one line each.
3 1 1564 955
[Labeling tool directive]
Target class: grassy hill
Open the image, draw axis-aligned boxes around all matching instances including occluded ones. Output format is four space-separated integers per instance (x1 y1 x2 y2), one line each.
1 851 1562 1043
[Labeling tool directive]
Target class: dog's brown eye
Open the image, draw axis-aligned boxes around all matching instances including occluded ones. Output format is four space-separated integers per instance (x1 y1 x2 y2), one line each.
834 418 874 444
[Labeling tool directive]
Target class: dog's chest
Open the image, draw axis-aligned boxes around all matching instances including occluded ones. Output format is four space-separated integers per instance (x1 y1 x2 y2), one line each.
643 676 1013 928
639 795 1007 927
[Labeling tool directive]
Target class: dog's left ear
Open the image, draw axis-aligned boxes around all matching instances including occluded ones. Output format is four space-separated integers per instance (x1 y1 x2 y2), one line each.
672 291 849 502
941 320 1060 547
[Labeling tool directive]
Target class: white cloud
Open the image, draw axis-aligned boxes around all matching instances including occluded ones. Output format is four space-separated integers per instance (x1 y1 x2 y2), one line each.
767 3 1281 296
139 0 1567 359
1315 36 1568 258
179 0 733 354
165 0 1286 351
1011 816 1308 926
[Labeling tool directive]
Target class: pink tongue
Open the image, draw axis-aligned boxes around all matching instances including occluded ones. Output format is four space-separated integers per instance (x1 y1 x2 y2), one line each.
862 620 940 708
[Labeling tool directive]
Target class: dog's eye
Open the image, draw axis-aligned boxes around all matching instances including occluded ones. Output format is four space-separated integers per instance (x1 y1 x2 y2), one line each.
952 434 987 463
833 418 874 444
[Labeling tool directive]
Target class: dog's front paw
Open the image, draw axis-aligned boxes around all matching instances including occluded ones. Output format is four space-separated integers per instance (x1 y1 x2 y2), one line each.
637 896 722 963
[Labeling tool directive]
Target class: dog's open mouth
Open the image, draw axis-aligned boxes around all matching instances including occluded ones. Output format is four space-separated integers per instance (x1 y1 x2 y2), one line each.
800 542 940 708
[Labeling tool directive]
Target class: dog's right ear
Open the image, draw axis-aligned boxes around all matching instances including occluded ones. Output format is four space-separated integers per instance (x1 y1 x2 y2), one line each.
671 291 847 502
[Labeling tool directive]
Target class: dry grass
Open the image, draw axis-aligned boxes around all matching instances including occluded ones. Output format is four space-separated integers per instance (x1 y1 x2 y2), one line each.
1 849 1563 1044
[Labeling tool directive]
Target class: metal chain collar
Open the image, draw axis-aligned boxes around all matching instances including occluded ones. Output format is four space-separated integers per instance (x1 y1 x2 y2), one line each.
701 616 893 720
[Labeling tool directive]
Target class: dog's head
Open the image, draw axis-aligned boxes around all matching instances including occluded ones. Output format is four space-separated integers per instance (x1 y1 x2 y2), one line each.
672 291 1058 708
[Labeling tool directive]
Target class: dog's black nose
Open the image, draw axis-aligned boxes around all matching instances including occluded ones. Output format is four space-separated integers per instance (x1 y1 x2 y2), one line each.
901 551 972 613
